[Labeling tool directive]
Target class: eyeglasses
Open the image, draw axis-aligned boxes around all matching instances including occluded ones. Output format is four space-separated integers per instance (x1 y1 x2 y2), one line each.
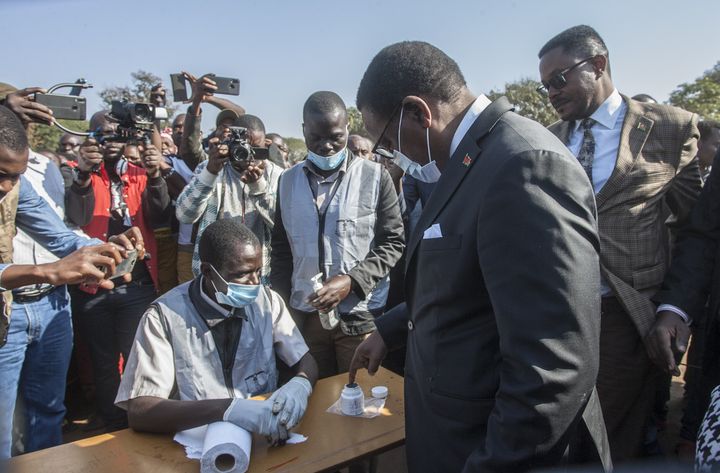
536 56 596 96
371 102 403 156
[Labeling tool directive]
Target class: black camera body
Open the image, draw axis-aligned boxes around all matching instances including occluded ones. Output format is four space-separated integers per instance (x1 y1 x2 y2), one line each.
95 100 157 144
222 126 267 163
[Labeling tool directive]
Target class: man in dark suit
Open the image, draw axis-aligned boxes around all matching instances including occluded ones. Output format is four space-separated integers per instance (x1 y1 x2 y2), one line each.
647 147 720 447
348 41 607 473
537 25 701 462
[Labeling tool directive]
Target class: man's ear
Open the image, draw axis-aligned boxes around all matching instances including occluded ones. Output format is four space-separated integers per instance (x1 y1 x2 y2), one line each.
199 262 212 279
401 96 432 129
592 55 608 77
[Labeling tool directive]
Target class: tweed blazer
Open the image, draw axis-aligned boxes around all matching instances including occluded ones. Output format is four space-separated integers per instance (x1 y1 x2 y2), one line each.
549 95 701 337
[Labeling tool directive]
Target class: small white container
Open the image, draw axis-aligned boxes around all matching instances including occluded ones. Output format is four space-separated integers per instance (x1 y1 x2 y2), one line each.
340 383 365 416
371 386 388 399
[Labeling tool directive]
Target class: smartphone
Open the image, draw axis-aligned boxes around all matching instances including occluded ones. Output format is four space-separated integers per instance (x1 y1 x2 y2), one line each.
35 94 86 120
205 75 240 95
111 249 138 280
170 73 188 102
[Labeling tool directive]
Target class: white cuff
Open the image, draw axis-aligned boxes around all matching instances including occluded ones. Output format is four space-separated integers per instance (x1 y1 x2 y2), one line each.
657 304 691 325
198 166 219 187
247 176 267 195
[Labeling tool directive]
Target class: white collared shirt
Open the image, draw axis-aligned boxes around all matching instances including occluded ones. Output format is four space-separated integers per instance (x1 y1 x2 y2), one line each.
449 94 492 158
566 89 627 193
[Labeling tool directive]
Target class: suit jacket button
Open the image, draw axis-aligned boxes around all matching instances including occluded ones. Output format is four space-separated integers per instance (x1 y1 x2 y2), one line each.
407 321 414 330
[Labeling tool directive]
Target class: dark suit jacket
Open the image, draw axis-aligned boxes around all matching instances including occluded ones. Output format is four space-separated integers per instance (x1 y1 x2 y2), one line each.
376 97 602 472
548 96 701 337
656 148 720 371
402 174 435 218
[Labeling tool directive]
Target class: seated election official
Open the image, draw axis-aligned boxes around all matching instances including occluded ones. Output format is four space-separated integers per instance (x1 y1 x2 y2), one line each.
115 218 318 444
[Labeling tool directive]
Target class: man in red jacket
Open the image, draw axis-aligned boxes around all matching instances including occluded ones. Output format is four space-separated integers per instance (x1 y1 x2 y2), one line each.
65 111 171 431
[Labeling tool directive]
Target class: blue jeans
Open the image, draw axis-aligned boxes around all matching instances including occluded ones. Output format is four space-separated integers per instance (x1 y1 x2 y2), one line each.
0 286 72 459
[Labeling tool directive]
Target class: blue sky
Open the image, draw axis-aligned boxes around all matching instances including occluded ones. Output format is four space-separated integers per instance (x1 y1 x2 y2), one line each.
3 0 718 138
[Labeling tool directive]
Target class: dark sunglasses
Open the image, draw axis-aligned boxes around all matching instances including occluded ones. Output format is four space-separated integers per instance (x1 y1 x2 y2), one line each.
536 56 597 96
371 102 403 156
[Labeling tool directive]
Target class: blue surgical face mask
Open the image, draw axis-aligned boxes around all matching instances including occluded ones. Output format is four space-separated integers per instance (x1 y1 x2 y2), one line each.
394 105 441 183
209 265 260 310
307 147 347 171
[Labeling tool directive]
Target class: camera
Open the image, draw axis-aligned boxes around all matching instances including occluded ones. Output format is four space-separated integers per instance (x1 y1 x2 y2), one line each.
110 101 156 128
222 126 267 163
93 100 161 144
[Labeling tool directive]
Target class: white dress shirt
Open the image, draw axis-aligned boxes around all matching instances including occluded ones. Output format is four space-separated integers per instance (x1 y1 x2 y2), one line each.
566 89 626 193
449 94 492 158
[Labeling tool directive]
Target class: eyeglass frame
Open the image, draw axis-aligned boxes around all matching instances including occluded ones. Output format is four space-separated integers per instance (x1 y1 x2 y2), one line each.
536 56 598 96
370 101 403 157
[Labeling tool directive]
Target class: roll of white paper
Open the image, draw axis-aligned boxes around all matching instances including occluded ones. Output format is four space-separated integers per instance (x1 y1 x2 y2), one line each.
200 421 252 473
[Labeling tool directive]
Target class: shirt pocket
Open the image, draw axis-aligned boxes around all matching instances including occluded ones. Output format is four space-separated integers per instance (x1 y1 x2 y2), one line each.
244 370 270 396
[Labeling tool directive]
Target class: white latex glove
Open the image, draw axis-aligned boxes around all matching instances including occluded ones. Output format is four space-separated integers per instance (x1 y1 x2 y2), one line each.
268 376 313 429
223 399 288 445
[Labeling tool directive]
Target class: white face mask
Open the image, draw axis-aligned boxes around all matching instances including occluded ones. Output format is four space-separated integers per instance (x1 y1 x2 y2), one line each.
393 105 441 183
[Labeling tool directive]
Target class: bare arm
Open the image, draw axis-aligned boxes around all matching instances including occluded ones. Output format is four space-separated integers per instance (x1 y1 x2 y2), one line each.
127 397 231 433
205 95 245 115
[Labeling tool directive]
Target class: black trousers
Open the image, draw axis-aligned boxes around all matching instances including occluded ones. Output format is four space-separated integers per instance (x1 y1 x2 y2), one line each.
71 282 156 430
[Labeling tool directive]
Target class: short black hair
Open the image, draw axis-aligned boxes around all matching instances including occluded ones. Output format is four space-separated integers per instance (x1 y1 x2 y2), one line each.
265 132 283 141
356 41 467 119
235 114 266 134
699 120 720 140
198 217 260 271
303 91 348 121
631 94 657 104
0 105 29 153
538 26 610 73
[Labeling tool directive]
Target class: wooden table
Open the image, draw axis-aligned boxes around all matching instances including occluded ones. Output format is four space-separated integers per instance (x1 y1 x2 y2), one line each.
9 368 405 473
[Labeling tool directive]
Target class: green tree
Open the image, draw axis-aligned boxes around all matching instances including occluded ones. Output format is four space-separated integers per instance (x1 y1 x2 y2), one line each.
347 106 368 137
668 62 720 120
28 119 89 152
285 137 307 165
99 70 177 117
488 78 558 126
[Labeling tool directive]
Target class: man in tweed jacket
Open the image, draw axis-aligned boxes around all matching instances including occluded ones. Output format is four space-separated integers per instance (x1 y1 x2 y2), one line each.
538 25 701 462
175 113 283 282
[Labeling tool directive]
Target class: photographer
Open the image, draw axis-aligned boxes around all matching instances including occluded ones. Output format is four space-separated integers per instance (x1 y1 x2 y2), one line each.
176 106 282 284
178 72 246 171
65 110 172 432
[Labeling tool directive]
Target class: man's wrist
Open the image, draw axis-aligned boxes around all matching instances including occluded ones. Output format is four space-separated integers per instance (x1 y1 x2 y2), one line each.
657 304 692 325
72 167 92 186
247 176 267 194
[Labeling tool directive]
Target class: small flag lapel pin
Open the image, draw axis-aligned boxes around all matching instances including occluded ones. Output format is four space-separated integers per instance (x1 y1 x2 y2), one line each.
463 154 472 167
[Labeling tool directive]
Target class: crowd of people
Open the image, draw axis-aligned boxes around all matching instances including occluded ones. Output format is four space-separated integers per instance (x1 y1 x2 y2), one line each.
1 23 720 473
